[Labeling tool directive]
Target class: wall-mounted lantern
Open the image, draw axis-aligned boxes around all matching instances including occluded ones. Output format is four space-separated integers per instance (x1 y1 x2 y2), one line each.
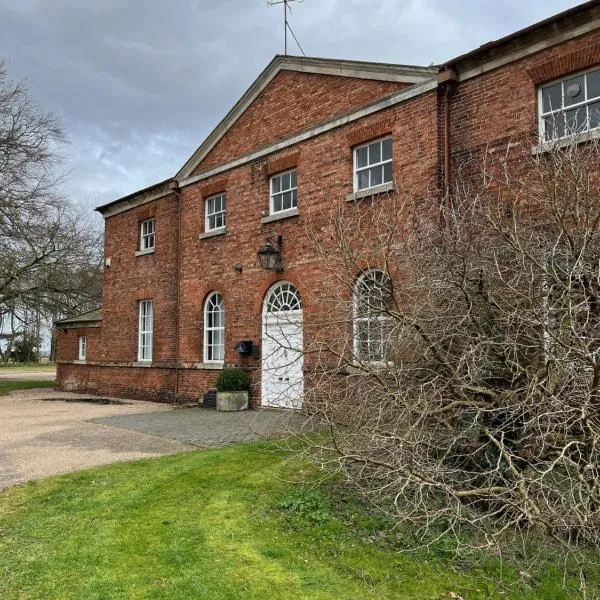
257 235 283 272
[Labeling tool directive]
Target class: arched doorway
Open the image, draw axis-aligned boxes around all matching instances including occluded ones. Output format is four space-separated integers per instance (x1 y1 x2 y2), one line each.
261 282 304 409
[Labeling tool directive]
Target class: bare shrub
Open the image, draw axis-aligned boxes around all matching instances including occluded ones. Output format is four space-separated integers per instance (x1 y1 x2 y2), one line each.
300 139 600 585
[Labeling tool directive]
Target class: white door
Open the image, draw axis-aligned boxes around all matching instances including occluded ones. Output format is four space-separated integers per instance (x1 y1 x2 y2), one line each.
262 282 304 409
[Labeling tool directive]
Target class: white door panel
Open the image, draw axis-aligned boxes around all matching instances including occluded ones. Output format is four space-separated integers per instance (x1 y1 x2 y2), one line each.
262 315 303 408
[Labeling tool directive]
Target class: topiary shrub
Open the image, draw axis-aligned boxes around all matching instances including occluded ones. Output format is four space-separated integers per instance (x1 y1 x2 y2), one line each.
215 367 251 392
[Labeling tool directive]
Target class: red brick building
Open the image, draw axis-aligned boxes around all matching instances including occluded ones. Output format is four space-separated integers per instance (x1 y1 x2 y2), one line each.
56 1 600 406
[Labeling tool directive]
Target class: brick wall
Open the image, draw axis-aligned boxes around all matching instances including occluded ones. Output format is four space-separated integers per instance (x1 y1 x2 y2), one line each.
57 24 600 406
194 70 408 173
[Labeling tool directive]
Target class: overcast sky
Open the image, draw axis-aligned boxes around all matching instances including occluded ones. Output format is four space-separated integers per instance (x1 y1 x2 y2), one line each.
0 0 584 214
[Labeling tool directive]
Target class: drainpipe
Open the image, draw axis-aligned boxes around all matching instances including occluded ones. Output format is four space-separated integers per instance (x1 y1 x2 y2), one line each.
438 67 457 222
169 180 182 402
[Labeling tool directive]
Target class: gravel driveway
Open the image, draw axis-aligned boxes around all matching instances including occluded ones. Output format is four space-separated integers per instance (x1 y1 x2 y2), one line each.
0 388 320 492
0 389 190 492
0 369 56 380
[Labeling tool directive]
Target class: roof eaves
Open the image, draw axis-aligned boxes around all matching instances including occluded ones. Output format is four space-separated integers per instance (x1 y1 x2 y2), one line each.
95 178 177 219
54 308 103 326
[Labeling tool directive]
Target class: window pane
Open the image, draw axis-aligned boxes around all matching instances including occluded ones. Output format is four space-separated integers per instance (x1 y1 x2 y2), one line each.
208 215 216 230
291 189 297 208
544 112 566 141
565 107 587 135
382 137 392 161
542 82 562 113
564 75 585 106
274 195 282 213
587 69 600 100
290 170 297 188
589 101 600 129
272 176 281 194
281 172 290 190
357 170 370 190
369 141 381 164
371 165 383 186
383 162 392 184
283 192 292 210
356 146 368 169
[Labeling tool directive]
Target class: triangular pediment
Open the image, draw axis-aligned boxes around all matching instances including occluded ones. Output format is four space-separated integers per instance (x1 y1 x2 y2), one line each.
177 55 436 180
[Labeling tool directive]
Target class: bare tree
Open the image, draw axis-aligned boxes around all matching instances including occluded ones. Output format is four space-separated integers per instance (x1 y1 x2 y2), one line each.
300 137 600 587
0 60 102 360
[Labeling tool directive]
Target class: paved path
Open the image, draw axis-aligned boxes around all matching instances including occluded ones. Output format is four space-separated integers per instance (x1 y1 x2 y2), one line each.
0 388 320 492
93 406 321 447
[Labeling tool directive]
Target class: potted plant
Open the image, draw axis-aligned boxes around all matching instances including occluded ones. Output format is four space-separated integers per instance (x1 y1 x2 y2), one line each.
215 367 251 411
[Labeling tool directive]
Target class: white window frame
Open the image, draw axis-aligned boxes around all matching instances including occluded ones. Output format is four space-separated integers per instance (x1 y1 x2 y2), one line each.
78 335 87 361
140 218 156 252
137 300 153 362
269 169 297 215
353 136 393 192
204 292 225 364
205 193 226 232
538 66 600 143
353 270 394 365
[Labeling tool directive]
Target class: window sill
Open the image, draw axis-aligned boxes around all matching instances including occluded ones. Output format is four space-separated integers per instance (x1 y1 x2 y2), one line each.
532 129 600 155
346 182 395 202
74 359 87 365
133 361 153 368
135 248 155 257
194 362 225 370
199 227 226 240
261 207 299 224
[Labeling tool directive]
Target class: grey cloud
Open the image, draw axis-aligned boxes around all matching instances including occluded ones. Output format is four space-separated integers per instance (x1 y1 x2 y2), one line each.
0 0 584 207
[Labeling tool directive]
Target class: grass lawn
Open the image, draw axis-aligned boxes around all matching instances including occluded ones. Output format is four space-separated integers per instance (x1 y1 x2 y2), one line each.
0 443 591 599
0 379 55 396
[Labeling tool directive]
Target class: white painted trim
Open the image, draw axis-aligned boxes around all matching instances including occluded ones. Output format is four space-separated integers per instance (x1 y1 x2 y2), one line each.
269 168 297 215
137 300 153 363
532 127 600 155
352 136 392 192
78 335 87 361
178 79 438 189
135 248 155 257
455 18 600 83
346 182 395 202
176 55 437 180
203 292 225 364
199 227 226 240
261 207 299 224
204 192 226 233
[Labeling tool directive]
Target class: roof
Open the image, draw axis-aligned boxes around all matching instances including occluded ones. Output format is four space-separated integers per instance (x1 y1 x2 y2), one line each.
175 55 437 180
95 178 176 217
55 308 102 326
442 0 600 70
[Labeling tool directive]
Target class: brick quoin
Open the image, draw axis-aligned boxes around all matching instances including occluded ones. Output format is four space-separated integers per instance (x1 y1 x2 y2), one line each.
57 3 600 405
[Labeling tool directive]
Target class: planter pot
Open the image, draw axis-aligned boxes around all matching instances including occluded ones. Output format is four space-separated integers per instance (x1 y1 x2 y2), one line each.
216 390 249 412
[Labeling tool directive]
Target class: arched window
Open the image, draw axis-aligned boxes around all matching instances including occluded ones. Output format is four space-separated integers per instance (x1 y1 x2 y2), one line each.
353 270 394 363
204 292 225 363
265 282 303 314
